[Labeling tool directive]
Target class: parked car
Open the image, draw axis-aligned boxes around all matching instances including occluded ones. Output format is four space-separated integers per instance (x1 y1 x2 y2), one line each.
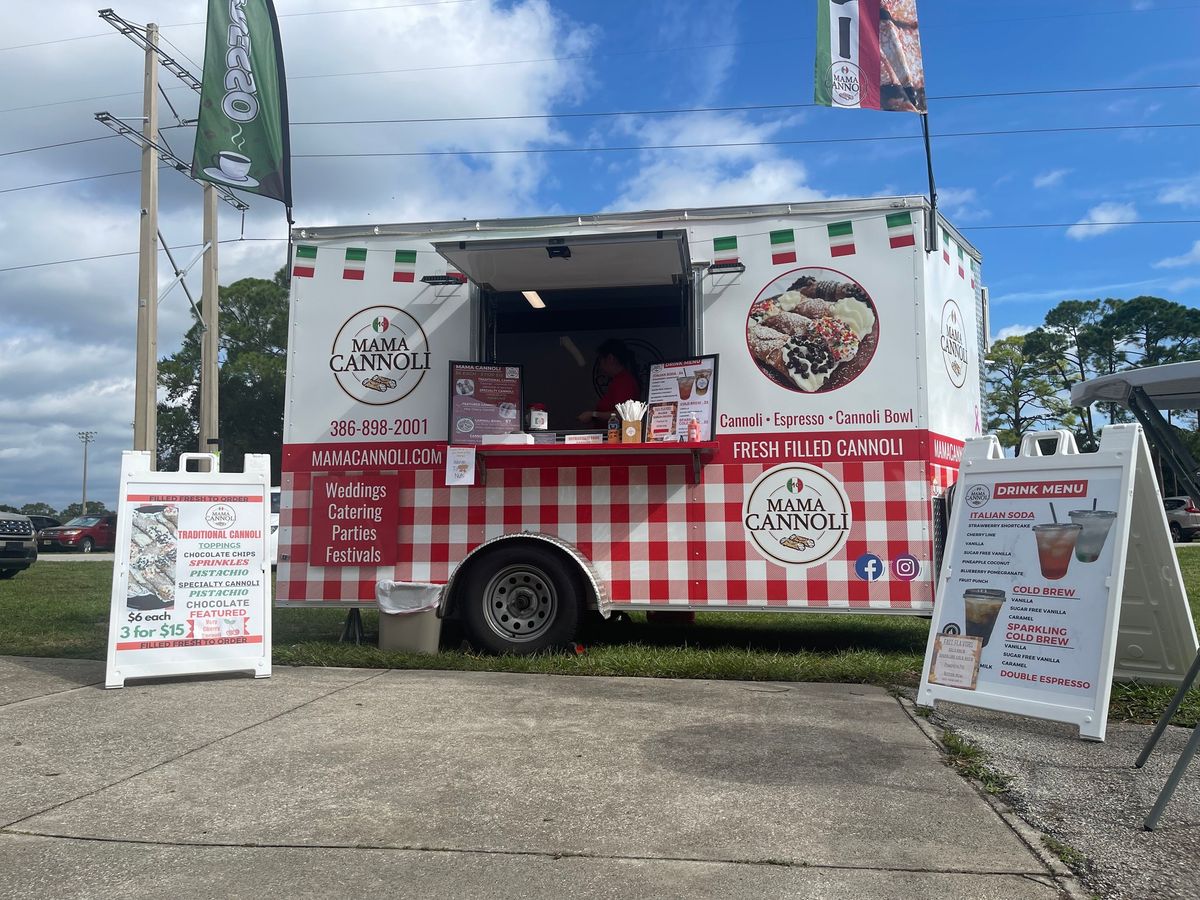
0 513 38 578
1163 497 1200 543
38 514 117 553
26 515 62 533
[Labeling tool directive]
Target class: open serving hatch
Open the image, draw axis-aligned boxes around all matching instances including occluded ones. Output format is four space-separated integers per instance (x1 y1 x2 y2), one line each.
433 230 691 292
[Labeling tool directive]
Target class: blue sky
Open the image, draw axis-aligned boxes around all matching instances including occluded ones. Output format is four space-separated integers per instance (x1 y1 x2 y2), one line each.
1 0 1198 509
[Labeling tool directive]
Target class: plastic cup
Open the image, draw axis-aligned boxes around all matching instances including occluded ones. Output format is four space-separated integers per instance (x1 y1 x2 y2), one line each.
1068 510 1116 563
694 368 713 396
963 589 1006 647
677 375 695 399
1033 523 1082 580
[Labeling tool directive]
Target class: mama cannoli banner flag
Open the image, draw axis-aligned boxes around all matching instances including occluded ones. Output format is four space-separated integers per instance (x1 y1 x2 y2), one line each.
191 0 292 205
815 0 926 113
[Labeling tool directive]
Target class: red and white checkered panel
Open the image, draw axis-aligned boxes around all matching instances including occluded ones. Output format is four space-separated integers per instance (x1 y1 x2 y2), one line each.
278 459 934 610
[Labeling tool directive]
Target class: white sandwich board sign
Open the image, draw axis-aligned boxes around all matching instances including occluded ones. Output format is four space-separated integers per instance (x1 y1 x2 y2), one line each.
105 452 273 689
918 425 1197 740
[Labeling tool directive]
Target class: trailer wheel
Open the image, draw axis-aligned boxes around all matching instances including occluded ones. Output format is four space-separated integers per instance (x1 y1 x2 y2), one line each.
458 544 581 654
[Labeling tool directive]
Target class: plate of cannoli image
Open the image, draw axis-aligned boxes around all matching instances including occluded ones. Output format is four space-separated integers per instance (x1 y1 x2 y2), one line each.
745 268 879 393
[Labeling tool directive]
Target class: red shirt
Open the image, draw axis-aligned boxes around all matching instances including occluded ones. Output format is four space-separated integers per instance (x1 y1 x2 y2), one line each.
597 370 640 414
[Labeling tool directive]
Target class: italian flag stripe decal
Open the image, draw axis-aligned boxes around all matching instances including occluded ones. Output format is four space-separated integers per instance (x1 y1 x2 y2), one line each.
293 244 316 278
770 229 796 265
957 243 965 278
713 235 738 265
343 247 367 281
886 211 915 249
827 220 855 257
393 248 417 283
942 228 951 264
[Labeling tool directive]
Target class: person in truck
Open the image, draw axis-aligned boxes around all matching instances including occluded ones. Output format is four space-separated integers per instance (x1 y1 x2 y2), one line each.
577 338 641 425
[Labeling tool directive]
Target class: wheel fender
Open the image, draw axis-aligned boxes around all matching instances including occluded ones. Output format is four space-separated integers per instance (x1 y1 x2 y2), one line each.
442 532 610 619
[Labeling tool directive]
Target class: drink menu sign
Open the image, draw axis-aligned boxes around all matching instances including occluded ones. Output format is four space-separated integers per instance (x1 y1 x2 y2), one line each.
105 452 272 688
448 361 523 445
645 355 719 442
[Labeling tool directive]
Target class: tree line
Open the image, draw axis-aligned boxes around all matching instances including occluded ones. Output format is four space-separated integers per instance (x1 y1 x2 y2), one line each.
0 501 112 520
985 295 1200 487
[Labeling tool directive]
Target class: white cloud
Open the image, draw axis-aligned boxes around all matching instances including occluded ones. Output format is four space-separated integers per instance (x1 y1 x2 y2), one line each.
1158 176 1200 207
1033 169 1070 189
604 113 828 211
1154 240 1200 269
1169 277 1200 293
995 324 1037 340
1065 202 1138 240
936 187 988 222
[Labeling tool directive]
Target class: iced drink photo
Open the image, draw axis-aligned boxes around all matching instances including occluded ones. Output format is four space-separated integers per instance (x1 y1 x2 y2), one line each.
1068 510 1116 563
1033 523 1082 580
677 375 696 399
694 368 713 396
963 589 1006 647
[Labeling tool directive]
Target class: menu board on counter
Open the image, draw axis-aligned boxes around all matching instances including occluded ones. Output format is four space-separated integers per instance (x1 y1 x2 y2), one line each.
105 451 272 689
448 361 523 446
918 426 1197 741
645 355 718 442
309 473 399 566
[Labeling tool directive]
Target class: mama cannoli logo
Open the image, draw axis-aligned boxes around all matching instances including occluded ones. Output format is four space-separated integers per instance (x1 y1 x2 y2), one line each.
330 305 431 405
742 463 852 567
940 300 969 388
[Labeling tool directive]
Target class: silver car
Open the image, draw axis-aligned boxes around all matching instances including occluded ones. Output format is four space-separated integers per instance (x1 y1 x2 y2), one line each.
1163 497 1200 543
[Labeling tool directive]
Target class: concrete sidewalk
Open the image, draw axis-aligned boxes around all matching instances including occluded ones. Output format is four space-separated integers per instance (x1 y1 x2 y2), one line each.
0 657 1073 899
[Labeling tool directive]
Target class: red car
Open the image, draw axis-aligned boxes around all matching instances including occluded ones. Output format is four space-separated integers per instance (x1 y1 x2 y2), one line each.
38 514 117 553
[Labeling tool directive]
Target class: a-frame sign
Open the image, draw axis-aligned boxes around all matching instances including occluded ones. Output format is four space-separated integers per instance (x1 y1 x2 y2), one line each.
919 425 1197 741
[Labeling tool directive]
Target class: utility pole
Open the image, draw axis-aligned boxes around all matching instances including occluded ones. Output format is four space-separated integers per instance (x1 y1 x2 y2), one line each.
78 431 97 516
132 22 159 466
199 184 219 470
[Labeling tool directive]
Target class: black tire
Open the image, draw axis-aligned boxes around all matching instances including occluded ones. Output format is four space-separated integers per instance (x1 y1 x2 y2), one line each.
80 537 95 554
456 543 582 654
0 569 17 580
1170 522 1183 543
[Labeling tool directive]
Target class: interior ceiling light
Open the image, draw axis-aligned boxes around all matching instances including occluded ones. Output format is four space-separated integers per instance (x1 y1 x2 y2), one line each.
522 290 546 309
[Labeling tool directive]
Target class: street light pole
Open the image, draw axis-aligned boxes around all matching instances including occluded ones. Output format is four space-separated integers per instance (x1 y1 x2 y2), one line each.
78 431 97 516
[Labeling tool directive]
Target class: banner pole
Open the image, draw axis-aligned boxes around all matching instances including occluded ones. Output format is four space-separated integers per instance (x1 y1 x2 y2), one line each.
921 112 938 253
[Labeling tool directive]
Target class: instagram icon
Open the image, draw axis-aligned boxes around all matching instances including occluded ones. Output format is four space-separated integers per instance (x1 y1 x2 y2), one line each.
891 554 920 581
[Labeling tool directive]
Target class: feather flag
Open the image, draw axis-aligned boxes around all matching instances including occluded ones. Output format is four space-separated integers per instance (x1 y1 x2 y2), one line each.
815 0 926 113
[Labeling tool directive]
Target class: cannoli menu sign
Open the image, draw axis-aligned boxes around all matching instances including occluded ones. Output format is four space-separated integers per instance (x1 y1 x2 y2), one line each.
105 452 272 689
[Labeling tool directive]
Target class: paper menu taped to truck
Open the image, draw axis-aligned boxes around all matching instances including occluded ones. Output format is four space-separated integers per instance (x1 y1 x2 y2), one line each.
918 426 1196 741
448 361 523 446
105 451 272 689
646 355 718 442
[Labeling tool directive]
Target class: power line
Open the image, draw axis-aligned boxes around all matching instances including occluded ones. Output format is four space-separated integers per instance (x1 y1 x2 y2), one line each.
291 121 1200 159
0 238 286 274
5 119 1197 196
0 169 140 194
0 135 118 157
285 84 1200 127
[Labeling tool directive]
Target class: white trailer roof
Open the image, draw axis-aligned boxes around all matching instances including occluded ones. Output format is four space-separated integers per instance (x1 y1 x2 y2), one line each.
1071 361 1200 410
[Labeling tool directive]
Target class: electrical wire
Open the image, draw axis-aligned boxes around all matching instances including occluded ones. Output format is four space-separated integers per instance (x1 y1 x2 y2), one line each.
0 136 118 157
291 121 1200 159
0 238 286 274
0 170 140 194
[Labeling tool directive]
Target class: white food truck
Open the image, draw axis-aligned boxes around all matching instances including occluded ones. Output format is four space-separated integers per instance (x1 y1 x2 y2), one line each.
279 198 987 652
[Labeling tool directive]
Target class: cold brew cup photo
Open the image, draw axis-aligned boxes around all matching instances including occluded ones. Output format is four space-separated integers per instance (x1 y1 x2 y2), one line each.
1068 510 1116 563
963 589 1006 647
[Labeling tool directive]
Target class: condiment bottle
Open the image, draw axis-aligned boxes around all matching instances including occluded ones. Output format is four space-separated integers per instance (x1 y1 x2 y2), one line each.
687 416 701 443
607 412 620 443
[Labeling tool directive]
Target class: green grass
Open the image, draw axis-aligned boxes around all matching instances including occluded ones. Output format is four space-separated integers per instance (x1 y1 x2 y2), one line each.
4 550 1200 727
940 730 1012 794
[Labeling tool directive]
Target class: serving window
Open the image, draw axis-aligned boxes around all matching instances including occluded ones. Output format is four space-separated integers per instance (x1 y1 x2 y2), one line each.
435 231 699 433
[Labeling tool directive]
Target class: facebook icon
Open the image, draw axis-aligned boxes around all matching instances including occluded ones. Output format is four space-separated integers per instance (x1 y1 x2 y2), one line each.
854 553 884 582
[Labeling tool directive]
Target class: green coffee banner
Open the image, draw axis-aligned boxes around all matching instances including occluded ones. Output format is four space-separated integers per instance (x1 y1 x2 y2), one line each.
191 0 292 206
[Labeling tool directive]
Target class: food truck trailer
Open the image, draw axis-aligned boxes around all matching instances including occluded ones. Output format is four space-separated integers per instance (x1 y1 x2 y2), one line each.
278 198 987 653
